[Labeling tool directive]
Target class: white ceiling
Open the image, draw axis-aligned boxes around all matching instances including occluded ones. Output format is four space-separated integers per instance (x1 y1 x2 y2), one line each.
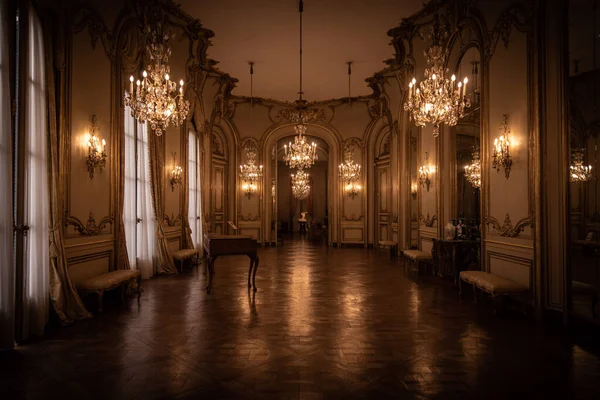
177 0 424 102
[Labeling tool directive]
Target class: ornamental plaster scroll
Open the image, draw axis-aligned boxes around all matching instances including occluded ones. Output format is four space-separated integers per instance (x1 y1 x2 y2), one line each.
66 212 113 236
342 138 364 153
419 213 438 228
238 213 260 222
485 212 533 238
163 213 182 227
484 0 534 63
342 213 364 222
240 137 260 152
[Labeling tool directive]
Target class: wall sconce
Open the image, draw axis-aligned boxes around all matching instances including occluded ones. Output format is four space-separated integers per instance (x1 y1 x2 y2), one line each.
169 152 183 192
85 114 106 179
419 152 432 192
411 181 418 197
492 114 512 179
345 182 361 199
242 182 258 199
271 178 276 198
239 147 263 199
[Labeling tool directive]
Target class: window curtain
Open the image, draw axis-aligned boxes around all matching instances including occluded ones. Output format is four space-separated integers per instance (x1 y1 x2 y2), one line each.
136 122 156 279
186 129 202 249
0 0 14 350
148 130 176 274
123 106 155 280
42 11 91 325
22 7 49 338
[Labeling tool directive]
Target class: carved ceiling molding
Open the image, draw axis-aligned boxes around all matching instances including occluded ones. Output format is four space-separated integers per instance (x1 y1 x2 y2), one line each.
163 213 182 227
342 213 364 222
419 213 438 228
238 213 260 222
240 137 259 152
68 3 116 60
485 212 533 238
66 212 113 236
484 0 534 62
343 137 364 152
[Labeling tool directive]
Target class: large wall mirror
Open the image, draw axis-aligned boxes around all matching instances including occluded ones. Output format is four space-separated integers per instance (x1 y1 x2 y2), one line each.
568 0 599 323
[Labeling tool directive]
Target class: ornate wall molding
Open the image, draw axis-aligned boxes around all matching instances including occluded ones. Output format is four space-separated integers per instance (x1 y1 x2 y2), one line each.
274 105 327 124
238 213 260 222
419 213 437 228
163 213 182 227
485 212 533 238
484 0 534 62
342 213 364 222
66 212 113 236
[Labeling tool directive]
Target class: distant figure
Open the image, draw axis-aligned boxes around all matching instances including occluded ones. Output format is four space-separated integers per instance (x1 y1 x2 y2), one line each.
298 212 308 234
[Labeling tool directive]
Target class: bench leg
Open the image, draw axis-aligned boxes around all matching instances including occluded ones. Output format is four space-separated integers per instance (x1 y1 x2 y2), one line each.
97 291 104 313
472 284 477 303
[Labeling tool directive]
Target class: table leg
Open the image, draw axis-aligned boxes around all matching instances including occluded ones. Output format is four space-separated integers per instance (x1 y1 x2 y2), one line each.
251 254 259 292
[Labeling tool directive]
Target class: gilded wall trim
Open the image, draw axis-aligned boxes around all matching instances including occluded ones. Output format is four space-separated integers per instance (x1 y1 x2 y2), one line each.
238 213 260 222
342 213 364 222
419 213 437 228
163 213 182 227
485 212 533 238
66 212 113 236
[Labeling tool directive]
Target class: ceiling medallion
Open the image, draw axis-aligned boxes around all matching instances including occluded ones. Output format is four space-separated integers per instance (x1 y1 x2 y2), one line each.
239 147 263 199
570 147 593 183
291 169 310 200
464 148 481 189
124 24 190 136
339 149 362 199
404 16 470 137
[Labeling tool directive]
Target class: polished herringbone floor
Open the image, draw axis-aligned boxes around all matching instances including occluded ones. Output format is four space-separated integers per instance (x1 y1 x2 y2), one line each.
2 239 600 399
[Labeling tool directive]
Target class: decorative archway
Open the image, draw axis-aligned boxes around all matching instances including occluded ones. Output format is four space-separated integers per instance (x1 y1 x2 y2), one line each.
261 123 343 246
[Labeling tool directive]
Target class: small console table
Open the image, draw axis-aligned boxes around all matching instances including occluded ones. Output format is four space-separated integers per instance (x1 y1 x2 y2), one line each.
203 233 259 294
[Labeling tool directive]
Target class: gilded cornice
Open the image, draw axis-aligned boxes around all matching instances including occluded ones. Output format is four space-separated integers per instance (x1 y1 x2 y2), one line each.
66 212 113 236
485 213 533 238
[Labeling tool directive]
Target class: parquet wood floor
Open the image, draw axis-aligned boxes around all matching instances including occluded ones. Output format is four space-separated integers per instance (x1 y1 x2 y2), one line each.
1 239 600 399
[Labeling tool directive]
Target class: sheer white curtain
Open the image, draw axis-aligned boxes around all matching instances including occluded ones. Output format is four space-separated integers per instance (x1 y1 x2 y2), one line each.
188 130 202 248
123 106 155 279
22 7 49 338
136 121 155 279
0 0 15 350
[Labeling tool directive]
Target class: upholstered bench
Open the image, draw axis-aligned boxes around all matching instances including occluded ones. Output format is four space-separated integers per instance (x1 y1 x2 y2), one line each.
378 240 398 259
401 249 433 273
76 269 141 312
572 281 598 317
459 270 528 314
172 248 201 273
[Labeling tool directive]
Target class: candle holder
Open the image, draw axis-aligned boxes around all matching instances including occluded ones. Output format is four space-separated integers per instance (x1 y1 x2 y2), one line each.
169 152 183 191
419 152 432 192
85 114 106 179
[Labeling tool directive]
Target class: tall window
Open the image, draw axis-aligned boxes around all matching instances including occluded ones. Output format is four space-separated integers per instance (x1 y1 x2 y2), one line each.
22 7 48 338
0 0 14 349
188 130 203 248
124 105 155 279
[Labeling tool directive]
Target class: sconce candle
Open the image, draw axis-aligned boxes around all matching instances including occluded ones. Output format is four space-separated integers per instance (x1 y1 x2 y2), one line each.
169 152 183 191
492 114 512 179
85 114 107 179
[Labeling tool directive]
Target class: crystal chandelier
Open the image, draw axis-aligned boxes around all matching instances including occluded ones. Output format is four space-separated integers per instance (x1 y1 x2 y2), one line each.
124 25 190 136
291 169 310 200
464 149 481 189
570 148 593 182
283 124 318 169
404 17 470 137
339 150 362 198
239 148 263 198
281 0 319 170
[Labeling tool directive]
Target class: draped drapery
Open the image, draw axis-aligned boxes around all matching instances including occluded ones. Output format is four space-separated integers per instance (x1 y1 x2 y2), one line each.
22 7 49 338
186 129 203 249
43 13 91 325
148 132 177 274
116 100 132 273
0 0 15 350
